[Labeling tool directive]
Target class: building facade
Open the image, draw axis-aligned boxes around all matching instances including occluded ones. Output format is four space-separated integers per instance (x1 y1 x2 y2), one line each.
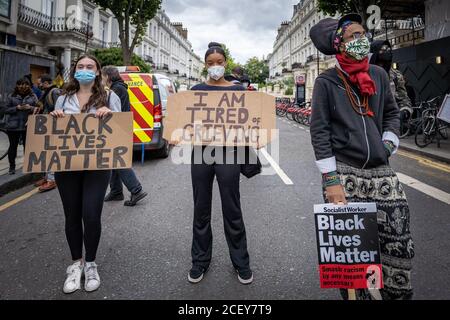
268 0 336 100
133 10 203 87
267 0 426 100
0 0 202 101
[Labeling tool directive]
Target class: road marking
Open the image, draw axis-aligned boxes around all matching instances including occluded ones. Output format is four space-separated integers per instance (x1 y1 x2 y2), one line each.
397 150 450 173
260 148 294 185
396 172 450 205
0 188 40 213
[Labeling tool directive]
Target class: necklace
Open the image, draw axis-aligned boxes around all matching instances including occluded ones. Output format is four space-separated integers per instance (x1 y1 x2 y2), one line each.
336 67 374 117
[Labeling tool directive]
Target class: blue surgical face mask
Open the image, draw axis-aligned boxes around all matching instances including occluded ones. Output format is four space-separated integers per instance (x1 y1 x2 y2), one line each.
74 70 97 84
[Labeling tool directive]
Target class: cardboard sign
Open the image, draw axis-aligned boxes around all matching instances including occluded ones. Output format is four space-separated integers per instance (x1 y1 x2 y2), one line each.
162 91 276 147
314 203 383 290
23 113 134 173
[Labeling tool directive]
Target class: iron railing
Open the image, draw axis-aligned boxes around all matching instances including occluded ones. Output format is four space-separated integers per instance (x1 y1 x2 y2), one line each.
18 3 93 35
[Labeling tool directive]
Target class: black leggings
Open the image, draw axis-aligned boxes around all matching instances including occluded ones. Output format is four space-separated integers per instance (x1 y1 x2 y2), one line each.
55 170 111 262
191 147 250 271
7 130 26 168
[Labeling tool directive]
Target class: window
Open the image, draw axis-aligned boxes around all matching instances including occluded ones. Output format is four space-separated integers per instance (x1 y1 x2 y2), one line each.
100 20 107 42
42 0 55 17
0 0 11 18
83 10 92 25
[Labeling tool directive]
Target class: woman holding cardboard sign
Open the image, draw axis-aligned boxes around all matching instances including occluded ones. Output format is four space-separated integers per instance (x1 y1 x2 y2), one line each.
187 42 255 285
50 54 121 294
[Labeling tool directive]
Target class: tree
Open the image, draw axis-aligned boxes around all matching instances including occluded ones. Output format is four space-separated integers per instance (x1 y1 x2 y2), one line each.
93 0 161 65
317 0 389 29
244 57 269 84
92 48 152 72
222 45 240 76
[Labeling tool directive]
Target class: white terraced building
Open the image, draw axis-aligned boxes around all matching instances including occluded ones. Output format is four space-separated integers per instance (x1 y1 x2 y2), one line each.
0 0 203 101
267 0 426 100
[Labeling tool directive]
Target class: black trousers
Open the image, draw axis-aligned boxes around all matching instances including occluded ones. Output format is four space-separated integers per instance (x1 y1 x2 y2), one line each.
7 130 26 168
55 170 111 262
191 147 250 271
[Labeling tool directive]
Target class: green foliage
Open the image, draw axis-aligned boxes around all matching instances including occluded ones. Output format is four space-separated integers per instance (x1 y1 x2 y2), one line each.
282 77 294 88
222 44 240 75
92 48 151 73
317 0 355 17
284 87 294 96
316 0 388 26
92 0 161 64
244 57 269 84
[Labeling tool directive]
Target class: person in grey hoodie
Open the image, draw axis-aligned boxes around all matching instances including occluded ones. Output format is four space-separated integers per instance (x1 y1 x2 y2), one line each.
2 77 38 174
309 14 414 300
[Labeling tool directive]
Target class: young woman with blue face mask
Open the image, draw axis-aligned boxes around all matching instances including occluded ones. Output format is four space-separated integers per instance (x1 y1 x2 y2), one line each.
50 54 122 294
187 42 253 285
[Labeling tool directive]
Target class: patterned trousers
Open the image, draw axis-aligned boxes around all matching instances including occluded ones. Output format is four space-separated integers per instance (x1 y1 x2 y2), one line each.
323 162 415 300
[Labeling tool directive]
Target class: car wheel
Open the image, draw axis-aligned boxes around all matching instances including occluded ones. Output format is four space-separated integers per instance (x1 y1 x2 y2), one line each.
153 139 170 158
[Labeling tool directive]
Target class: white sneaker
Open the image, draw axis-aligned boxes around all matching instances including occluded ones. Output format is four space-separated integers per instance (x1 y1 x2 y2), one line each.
63 261 83 294
84 262 101 292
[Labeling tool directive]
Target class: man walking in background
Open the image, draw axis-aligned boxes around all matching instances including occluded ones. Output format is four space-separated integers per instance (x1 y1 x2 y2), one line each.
102 66 148 207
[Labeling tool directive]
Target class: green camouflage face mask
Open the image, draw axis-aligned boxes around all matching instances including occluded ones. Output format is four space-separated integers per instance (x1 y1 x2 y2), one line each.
344 37 370 61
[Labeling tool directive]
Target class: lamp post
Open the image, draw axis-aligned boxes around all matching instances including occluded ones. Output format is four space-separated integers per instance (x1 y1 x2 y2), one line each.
188 58 192 89
84 22 94 53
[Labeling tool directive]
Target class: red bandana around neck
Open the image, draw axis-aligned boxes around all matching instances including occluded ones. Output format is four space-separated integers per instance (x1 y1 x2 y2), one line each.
336 53 376 96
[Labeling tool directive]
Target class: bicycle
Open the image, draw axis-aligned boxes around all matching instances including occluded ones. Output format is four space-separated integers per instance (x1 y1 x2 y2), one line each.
293 102 312 126
275 97 292 117
414 97 448 148
400 96 441 138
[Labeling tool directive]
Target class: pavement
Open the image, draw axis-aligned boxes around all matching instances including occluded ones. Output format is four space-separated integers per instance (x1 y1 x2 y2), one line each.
0 117 449 300
0 131 43 196
399 134 450 164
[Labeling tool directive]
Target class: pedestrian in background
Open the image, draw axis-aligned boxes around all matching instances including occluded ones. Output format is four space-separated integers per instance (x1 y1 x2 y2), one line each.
34 74 62 192
50 54 122 294
225 66 244 85
1 77 38 175
101 66 148 206
369 40 412 113
24 74 42 99
309 14 414 300
187 42 253 285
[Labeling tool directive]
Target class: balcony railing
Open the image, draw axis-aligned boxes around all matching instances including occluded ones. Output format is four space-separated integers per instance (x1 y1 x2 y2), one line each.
306 55 315 63
390 28 425 46
155 64 169 71
143 55 153 63
18 3 53 30
18 3 93 35
372 18 425 37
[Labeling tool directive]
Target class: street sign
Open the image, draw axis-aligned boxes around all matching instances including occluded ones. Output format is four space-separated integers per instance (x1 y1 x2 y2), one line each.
314 203 383 290
437 94 450 124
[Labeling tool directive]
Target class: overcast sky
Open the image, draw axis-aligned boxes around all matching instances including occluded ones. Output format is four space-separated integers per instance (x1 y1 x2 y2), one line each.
162 0 299 64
